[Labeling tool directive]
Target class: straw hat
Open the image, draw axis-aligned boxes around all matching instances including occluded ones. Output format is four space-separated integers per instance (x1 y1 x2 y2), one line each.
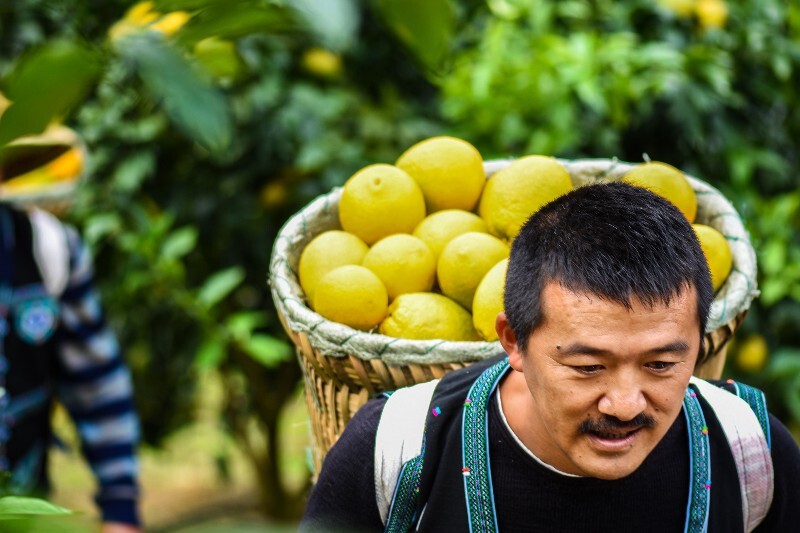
0 123 87 216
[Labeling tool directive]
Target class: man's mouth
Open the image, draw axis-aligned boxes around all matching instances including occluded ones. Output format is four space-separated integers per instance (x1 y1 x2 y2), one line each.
591 428 641 440
586 427 643 451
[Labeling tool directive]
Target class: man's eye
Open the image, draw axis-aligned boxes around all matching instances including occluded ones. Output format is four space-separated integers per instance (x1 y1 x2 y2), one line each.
646 361 676 372
574 365 604 375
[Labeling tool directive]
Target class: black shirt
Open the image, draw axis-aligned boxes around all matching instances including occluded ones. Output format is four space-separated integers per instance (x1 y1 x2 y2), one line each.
302 387 800 532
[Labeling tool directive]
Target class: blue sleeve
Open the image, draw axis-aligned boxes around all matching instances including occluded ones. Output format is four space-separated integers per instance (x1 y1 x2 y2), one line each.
55 225 141 527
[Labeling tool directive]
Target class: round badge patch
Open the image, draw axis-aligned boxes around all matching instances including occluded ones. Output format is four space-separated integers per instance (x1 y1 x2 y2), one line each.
15 297 59 345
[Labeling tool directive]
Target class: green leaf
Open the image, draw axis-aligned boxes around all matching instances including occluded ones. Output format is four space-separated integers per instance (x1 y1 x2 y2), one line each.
374 0 455 73
761 277 788 307
0 496 72 518
193 38 243 83
160 226 198 260
761 240 787 275
786 375 800 424
0 40 100 145
176 2 296 44
115 33 233 154
83 213 122 246
195 336 227 368
767 349 800 379
292 0 359 52
197 266 245 308
112 151 156 192
241 334 292 367
226 311 267 342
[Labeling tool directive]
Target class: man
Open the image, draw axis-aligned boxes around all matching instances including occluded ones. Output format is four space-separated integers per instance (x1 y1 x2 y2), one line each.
0 136 141 531
300 182 800 532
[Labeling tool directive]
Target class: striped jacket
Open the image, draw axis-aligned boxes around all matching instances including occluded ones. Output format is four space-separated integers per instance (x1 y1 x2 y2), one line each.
0 205 139 526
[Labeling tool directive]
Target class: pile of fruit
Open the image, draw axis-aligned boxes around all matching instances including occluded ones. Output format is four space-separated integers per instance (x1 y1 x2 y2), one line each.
298 136 732 342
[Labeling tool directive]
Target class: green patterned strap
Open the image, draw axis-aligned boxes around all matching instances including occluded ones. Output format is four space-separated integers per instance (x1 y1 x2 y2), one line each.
726 380 771 449
683 387 712 533
461 359 509 533
378 378 438 531
385 442 425 533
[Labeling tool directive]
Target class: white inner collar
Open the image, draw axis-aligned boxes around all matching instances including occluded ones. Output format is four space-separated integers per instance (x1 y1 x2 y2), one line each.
496 389 582 478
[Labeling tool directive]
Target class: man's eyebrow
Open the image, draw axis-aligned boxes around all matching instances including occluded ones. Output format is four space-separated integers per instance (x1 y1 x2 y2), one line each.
556 340 691 356
556 343 609 356
647 340 691 354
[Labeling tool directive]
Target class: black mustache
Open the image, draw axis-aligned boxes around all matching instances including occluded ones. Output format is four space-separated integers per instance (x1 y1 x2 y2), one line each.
578 413 656 435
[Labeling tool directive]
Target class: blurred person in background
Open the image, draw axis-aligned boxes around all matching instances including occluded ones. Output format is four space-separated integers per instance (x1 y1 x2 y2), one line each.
0 125 141 533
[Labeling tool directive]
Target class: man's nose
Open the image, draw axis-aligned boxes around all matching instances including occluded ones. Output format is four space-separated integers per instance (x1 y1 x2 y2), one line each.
598 376 647 422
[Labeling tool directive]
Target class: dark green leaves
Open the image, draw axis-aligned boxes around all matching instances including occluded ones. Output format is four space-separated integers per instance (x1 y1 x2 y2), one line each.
0 40 100 145
175 1 296 44
374 0 455 73
114 32 233 154
292 0 360 52
197 267 246 308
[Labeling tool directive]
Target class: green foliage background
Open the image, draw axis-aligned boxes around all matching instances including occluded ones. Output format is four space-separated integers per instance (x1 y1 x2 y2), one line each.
1 0 799 518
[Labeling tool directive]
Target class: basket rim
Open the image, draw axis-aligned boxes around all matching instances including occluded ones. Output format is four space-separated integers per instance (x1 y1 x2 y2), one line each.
0 125 87 212
269 157 758 365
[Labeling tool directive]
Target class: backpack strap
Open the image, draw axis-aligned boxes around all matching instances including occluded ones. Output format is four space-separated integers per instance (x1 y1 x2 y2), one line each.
682 386 712 533
460 359 509 533
28 208 70 298
725 380 771 449
690 377 774 532
375 378 439 529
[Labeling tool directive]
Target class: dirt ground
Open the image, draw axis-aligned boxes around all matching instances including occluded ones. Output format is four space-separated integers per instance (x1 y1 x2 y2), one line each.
48 371 308 532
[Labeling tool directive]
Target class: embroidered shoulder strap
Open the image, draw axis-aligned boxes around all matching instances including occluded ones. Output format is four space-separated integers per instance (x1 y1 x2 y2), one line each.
376 379 439 529
380 359 509 533
725 380 771 449
461 359 508 533
683 386 712 533
690 377 774 532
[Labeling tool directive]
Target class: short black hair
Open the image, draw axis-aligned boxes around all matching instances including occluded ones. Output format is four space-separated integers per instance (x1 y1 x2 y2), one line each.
504 181 714 363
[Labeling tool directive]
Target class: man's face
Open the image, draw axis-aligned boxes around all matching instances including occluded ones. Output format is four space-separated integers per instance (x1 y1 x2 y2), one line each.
497 281 700 480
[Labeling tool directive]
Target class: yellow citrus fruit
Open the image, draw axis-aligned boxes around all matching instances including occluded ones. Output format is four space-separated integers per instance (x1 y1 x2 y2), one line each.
412 209 488 259
149 11 191 36
313 265 388 331
298 231 369 303
478 156 572 241
696 0 728 30
380 292 480 341
735 334 768 374
622 162 697 222
301 47 343 78
338 164 426 245
396 136 485 213
693 224 733 292
472 259 508 341
437 232 509 310
363 234 436 300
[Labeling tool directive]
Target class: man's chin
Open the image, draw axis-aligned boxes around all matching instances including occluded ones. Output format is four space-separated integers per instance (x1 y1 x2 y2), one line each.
582 462 643 480
572 437 651 479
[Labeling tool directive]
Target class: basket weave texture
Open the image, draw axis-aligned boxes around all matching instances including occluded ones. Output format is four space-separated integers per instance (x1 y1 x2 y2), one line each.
269 158 759 475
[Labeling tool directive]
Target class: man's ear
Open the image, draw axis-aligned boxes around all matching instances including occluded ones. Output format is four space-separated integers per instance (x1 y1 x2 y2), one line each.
496 312 524 372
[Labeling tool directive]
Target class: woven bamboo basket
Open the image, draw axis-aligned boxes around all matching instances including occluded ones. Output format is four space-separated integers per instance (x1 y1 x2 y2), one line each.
0 124 86 217
269 158 759 476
